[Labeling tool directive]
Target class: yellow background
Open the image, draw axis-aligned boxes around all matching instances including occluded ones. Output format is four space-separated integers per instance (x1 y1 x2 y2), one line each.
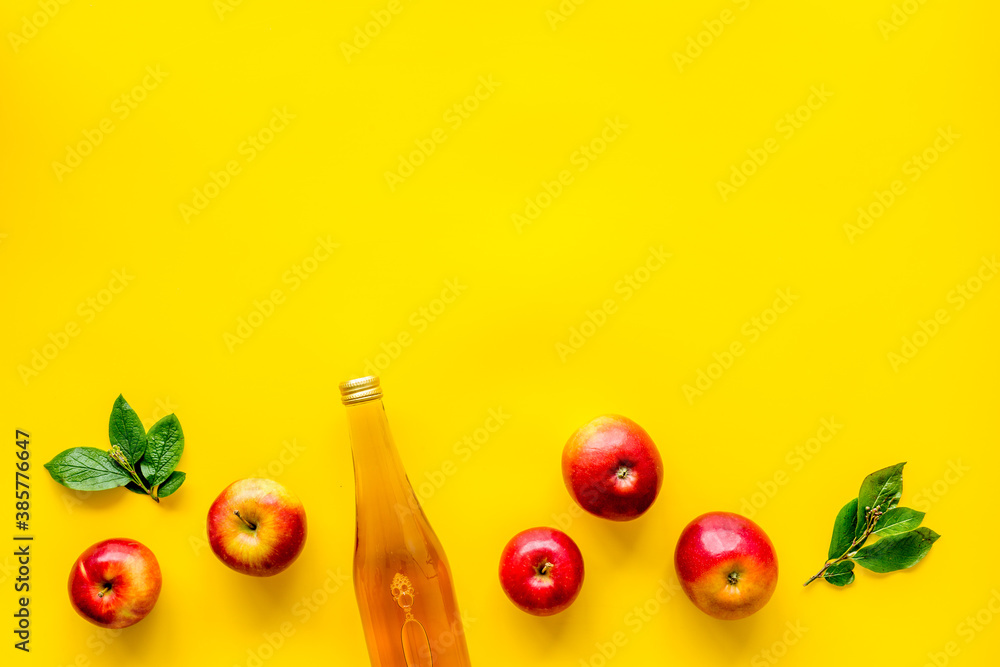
2 1 998 665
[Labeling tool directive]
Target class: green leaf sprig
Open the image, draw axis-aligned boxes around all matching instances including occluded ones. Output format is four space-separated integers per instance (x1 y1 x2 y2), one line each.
44 395 186 503
804 462 940 587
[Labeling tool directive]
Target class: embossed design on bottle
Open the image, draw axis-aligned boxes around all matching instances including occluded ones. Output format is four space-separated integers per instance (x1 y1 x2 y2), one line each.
392 573 433 666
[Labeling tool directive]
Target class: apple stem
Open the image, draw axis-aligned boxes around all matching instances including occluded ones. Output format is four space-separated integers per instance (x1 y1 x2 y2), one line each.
234 510 257 530
97 583 112 599
536 561 553 577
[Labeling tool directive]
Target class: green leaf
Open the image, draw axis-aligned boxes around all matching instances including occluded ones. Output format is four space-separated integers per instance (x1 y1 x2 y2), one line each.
140 414 184 487
872 507 924 538
154 471 186 499
125 482 149 495
109 395 146 465
43 447 132 491
828 498 859 559
856 462 905 539
854 527 940 573
824 560 855 587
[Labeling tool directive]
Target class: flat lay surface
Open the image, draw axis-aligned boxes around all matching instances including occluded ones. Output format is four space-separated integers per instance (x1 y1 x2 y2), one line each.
2 1 998 665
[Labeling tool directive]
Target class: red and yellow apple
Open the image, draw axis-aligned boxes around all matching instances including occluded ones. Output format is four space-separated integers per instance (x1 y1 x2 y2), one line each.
68 538 162 629
674 511 778 620
562 415 663 521
499 527 584 616
207 478 307 577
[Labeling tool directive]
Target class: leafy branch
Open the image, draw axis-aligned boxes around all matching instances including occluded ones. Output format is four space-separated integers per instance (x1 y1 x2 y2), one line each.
109 444 155 501
44 394 187 504
804 501 883 585
804 462 940 587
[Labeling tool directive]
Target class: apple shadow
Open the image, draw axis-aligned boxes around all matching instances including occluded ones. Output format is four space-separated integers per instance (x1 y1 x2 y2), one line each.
226 563 308 622
681 604 765 659
592 514 645 555
650 563 769 661
114 597 171 656
501 600 577 647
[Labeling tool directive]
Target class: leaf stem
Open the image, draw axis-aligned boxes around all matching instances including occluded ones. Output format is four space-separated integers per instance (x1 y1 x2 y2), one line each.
109 445 158 503
803 504 883 586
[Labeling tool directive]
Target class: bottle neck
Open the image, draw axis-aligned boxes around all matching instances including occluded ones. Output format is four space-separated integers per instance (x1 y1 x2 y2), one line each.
346 398 422 523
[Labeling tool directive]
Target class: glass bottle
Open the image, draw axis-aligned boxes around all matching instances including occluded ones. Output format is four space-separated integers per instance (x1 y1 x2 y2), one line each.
341 376 472 667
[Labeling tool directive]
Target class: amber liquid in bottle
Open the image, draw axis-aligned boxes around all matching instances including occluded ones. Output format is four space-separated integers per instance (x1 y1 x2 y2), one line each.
341 376 472 667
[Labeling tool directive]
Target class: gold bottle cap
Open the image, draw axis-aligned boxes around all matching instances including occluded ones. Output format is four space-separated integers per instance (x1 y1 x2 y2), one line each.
339 375 382 405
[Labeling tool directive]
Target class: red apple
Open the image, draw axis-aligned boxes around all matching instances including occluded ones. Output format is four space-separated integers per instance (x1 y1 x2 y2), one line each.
562 415 663 521
207 478 307 577
68 538 162 629
674 511 778 620
499 527 584 616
